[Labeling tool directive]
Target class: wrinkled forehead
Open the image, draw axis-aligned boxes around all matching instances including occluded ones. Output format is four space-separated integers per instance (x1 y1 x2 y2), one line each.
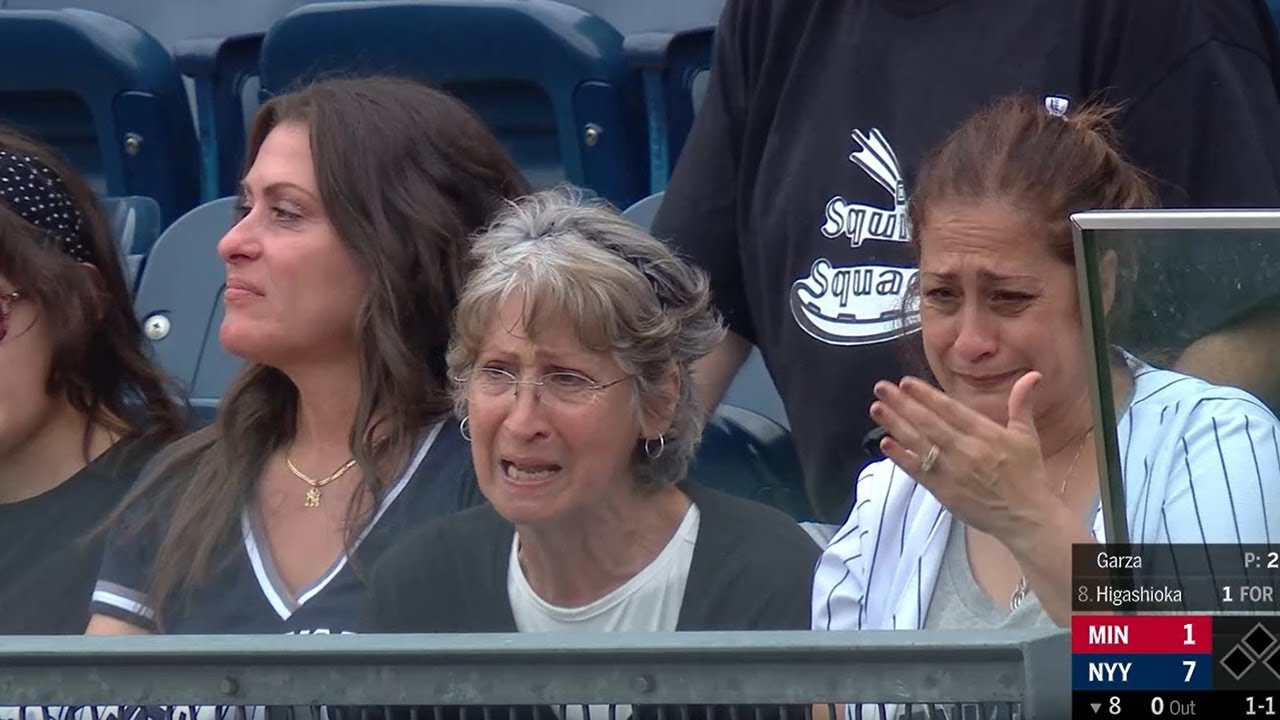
918 202 1059 273
478 282 617 361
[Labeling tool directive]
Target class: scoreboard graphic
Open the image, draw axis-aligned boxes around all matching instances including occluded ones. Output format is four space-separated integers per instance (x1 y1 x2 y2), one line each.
1071 544 1280 717
1071 615 1280 716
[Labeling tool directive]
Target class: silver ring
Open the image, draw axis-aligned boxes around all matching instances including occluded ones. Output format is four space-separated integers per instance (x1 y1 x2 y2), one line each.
920 445 940 473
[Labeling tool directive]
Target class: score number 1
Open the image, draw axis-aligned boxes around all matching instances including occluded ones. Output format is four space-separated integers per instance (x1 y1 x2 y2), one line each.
1183 623 1197 683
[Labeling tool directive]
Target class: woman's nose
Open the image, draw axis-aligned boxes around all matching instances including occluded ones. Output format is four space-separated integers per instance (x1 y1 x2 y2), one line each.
952 304 1000 360
217 212 262 264
500 382 552 440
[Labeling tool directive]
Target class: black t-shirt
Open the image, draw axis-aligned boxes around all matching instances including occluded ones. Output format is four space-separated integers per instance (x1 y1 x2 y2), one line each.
0 439 151 634
91 419 481 633
653 0 1280 522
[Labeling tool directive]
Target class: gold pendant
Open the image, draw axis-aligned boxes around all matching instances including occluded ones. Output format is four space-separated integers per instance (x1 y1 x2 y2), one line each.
305 487 321 508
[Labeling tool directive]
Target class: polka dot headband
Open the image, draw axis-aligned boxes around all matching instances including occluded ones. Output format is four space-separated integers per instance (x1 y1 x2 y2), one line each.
0 148 92 263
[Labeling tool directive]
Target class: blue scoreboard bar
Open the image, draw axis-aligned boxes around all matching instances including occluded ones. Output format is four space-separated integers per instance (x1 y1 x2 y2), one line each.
1071 614 1280 717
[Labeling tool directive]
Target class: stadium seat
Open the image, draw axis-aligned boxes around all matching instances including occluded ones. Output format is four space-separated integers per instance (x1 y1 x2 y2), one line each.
101 195 163 288
688 405 811 521
620 190 665 229
256 0 648 209
0 9 202 225
557 0 725 34
623 192 805 518
133 197 243 425
174 33 266 201
2 0 304 50
625 27 715 192
624 192 792 429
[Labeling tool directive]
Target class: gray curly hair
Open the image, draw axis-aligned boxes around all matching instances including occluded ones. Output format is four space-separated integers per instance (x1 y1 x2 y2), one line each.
447 187 726 490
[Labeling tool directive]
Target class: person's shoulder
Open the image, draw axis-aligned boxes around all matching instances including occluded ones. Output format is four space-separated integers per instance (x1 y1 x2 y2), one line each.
686 484 819 561
720 0 830 60
397 417 483 508
853 457 915 505
415 416 475 471
77 435 169 500
1081 0 1276 71
1127 359 1278 426
374 501 509 590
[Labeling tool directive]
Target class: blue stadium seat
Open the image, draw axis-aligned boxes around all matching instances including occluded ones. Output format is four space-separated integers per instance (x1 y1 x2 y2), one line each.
0 9 202 225
133 197 243 425
4 0 303 200
624 192 792 429
557 0 724 34
689 405 811 520
625 27 714 193
174 33 266 201
256 0 648 208
620 190 664 229
101 195 162 288
2 0 303 49
623 192 805 518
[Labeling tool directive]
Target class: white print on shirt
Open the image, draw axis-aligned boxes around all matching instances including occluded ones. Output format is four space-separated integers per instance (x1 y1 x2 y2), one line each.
819 129 909 247
791 128 919 346
791 261 919 346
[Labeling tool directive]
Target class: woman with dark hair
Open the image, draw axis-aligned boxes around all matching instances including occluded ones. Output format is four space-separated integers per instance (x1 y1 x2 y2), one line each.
0 128 187 634
812 93 1280 720
813 95 1280 648
87 75 529 634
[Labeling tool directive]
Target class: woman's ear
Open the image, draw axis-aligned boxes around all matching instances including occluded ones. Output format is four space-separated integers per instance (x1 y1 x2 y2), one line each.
1098 250 1118 317
640 364 681 439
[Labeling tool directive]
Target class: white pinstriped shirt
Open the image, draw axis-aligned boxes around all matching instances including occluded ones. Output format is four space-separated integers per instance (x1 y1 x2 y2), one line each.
813 356 1280 635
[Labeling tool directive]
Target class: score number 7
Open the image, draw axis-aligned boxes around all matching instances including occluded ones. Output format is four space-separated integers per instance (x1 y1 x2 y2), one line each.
1181 624 1198 684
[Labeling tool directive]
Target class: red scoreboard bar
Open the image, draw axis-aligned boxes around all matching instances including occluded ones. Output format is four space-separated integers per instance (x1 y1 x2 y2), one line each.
1071 614 1280 718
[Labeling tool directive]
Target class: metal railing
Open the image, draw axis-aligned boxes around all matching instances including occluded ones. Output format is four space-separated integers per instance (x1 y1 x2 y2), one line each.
0 630 1070 720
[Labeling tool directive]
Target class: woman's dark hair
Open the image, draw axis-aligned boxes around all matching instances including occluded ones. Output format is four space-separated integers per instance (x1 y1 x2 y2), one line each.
899 94 1157 375
0 126 187 453
114 75 529 626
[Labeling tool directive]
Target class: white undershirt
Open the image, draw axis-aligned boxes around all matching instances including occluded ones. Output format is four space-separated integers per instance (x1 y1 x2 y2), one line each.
509 503 701 720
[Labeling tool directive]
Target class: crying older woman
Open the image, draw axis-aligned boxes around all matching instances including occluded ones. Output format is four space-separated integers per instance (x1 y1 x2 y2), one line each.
365 188 818 646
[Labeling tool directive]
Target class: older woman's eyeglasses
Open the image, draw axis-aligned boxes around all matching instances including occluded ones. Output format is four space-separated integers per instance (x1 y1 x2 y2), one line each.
0 291 24 343
462 366 633 407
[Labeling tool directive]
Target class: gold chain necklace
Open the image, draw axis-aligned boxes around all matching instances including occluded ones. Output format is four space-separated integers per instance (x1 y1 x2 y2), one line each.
285 456 358 508
1009 428 1093 611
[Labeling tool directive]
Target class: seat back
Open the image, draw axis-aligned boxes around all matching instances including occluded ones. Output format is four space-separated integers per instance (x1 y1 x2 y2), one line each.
0 9 201 225
557 0 725 34
624 27 714 192
258 0 647 208
133 197 244 417
688 405 811 520
101 194 162 287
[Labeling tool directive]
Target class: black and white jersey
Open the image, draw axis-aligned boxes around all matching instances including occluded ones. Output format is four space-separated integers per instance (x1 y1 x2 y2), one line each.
813 354 1280 634
655 0 1280 523
813 356 1280 719
90 419 481 634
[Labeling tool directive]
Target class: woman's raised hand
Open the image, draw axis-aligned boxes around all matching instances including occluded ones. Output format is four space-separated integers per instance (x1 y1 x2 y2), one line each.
869 371 1060 542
